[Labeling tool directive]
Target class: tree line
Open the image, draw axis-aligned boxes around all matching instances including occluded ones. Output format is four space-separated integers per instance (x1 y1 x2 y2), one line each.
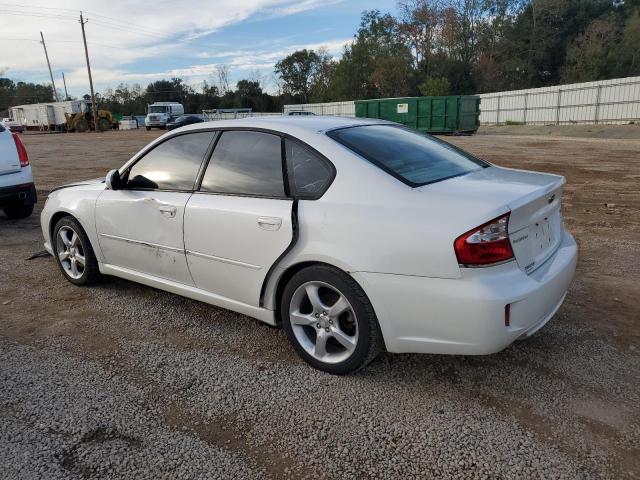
2 0 639 117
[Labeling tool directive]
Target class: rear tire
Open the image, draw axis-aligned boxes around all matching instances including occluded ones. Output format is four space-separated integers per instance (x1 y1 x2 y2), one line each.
2 203 34 219
52 216 101 286
281 265 383 374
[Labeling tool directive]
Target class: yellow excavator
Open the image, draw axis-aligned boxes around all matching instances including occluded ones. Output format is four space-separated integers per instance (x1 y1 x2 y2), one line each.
65 101 118 132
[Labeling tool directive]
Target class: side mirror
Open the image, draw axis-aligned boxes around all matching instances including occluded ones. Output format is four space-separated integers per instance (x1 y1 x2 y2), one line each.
105 169 121 190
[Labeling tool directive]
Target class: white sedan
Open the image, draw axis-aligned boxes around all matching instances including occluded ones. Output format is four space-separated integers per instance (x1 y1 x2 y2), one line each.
41 117 577 374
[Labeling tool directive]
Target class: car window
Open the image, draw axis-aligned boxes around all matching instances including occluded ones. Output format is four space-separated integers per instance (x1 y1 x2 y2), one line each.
200 131 285 197
125 132 213 190
327 125 488 187
285 139 332 198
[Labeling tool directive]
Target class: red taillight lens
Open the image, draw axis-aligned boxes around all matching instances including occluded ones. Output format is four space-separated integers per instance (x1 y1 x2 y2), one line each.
454 213 514 266
12 133 29 167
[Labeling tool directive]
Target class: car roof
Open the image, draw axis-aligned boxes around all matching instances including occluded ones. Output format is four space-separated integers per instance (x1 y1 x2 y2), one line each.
179 115 394 134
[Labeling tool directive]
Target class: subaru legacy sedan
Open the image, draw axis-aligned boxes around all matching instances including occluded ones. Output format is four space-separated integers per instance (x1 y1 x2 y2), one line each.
40 116 577 374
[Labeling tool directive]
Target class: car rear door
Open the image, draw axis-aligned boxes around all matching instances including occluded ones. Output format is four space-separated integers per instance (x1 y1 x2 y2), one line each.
96 131 215 284
0 126 21 176
184 130 293 307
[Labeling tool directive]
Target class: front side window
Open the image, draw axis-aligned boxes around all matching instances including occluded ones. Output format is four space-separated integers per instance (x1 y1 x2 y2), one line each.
327 125 487 187
125 132 213 190
200 131 285 197
285 139 333 198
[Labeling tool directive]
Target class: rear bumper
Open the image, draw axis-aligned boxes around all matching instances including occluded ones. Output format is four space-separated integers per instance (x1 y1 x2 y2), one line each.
0 182 37 207
353 231 577 355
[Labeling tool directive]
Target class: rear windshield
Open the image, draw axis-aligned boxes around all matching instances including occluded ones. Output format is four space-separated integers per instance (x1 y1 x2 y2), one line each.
327 125 488 187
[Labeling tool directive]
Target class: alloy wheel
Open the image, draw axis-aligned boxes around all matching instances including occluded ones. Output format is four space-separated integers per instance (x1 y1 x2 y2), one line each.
56 226 86 280
288 281 358 364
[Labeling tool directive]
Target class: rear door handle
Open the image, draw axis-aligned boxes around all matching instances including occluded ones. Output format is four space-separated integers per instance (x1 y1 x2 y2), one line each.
257 216 282 231
159 205 177 217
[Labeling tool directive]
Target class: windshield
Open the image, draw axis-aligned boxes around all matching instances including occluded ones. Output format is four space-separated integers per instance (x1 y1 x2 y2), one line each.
149 106 168 113
327 125 488 187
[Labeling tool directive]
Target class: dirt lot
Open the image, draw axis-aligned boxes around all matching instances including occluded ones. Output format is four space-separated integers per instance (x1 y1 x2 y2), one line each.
1 128 639 479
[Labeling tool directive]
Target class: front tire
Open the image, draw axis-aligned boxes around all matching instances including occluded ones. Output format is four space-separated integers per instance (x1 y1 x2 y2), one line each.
281 265 383 374
75 118 89 133
2 203 34 219
53 216 101 285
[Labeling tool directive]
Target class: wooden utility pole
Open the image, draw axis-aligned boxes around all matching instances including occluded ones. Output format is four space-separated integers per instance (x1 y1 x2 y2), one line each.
79 12 98 131
40 31 59 102
62 72 69 101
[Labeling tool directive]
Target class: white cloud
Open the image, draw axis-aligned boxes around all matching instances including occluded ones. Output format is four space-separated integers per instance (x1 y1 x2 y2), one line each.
0 0 347 94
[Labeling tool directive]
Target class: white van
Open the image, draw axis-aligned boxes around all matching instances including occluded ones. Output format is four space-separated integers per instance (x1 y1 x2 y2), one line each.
145 102 185 130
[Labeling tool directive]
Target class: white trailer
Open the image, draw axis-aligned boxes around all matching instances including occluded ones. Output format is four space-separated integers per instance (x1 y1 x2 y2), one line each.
10 101 83 130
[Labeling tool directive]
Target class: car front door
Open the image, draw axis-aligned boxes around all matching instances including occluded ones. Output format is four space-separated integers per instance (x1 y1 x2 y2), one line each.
184 130 293 306
96 131 215 284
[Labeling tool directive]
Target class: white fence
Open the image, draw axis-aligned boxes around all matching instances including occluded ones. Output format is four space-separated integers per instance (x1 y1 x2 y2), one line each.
283 101 355 117
283 76 640 126
479 76 640 125
202 110 282 121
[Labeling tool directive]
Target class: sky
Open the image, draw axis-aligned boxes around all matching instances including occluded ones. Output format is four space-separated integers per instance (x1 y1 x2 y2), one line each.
0 0 397 98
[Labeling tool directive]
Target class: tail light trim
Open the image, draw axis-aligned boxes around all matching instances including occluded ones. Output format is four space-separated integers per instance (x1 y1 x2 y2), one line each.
454 213 515 267
12 133 29 167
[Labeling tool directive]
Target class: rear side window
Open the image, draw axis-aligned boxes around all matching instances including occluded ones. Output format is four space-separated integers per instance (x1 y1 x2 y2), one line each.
126 132 213 190
327 125 487 187
200 131 285 197
285 139 333 199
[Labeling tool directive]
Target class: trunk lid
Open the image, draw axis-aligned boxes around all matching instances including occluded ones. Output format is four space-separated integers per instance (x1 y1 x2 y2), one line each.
424 166 565 274
0 130 21 176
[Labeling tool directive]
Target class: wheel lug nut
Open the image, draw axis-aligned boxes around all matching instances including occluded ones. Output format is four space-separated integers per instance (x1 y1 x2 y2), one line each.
322 311 327 315
315 313 319 318
316 323 321 329
329 319 333 324
325 327 330 332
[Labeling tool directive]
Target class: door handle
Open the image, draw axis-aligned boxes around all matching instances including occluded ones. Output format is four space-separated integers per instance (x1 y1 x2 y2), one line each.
159 205 177 217
257 216 282 231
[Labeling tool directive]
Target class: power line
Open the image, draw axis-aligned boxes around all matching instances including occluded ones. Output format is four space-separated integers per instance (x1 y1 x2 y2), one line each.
0 2 168 37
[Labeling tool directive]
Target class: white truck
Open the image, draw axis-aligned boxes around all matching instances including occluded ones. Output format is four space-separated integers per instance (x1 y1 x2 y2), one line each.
145 102 184 130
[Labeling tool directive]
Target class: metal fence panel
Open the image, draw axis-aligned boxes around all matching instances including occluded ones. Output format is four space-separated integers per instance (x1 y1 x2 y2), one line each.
479 76 640 125
283 76 640 126
283 101 355 117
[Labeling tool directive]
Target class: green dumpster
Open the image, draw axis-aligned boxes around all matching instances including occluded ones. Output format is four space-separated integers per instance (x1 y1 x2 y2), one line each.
355 95 481 134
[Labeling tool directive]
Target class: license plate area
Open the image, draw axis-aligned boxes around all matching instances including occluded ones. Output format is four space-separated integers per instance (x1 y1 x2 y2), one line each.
531 218 554 254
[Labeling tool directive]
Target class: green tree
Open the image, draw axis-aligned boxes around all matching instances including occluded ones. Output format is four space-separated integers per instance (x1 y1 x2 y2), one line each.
418 76 451 95
275 49 322 102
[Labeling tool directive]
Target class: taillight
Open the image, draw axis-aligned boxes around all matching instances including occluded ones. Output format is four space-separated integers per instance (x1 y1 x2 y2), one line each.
454 213 514 266
12 133 29 167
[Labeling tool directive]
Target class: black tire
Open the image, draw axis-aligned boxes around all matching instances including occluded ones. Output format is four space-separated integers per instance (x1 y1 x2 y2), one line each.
52 216 101 286
145 126 151 131
2 203 34 219
97 118 111 132
75 118 89 133
281 265 383 374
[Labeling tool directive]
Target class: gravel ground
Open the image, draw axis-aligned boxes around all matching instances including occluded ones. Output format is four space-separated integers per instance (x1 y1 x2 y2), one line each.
1 129 639 479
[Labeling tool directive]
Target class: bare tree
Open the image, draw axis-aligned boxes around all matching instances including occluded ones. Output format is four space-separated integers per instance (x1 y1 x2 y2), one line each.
215 64 231 94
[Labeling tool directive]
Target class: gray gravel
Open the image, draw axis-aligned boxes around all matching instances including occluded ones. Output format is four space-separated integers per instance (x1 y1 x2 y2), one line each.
1 203 639 479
